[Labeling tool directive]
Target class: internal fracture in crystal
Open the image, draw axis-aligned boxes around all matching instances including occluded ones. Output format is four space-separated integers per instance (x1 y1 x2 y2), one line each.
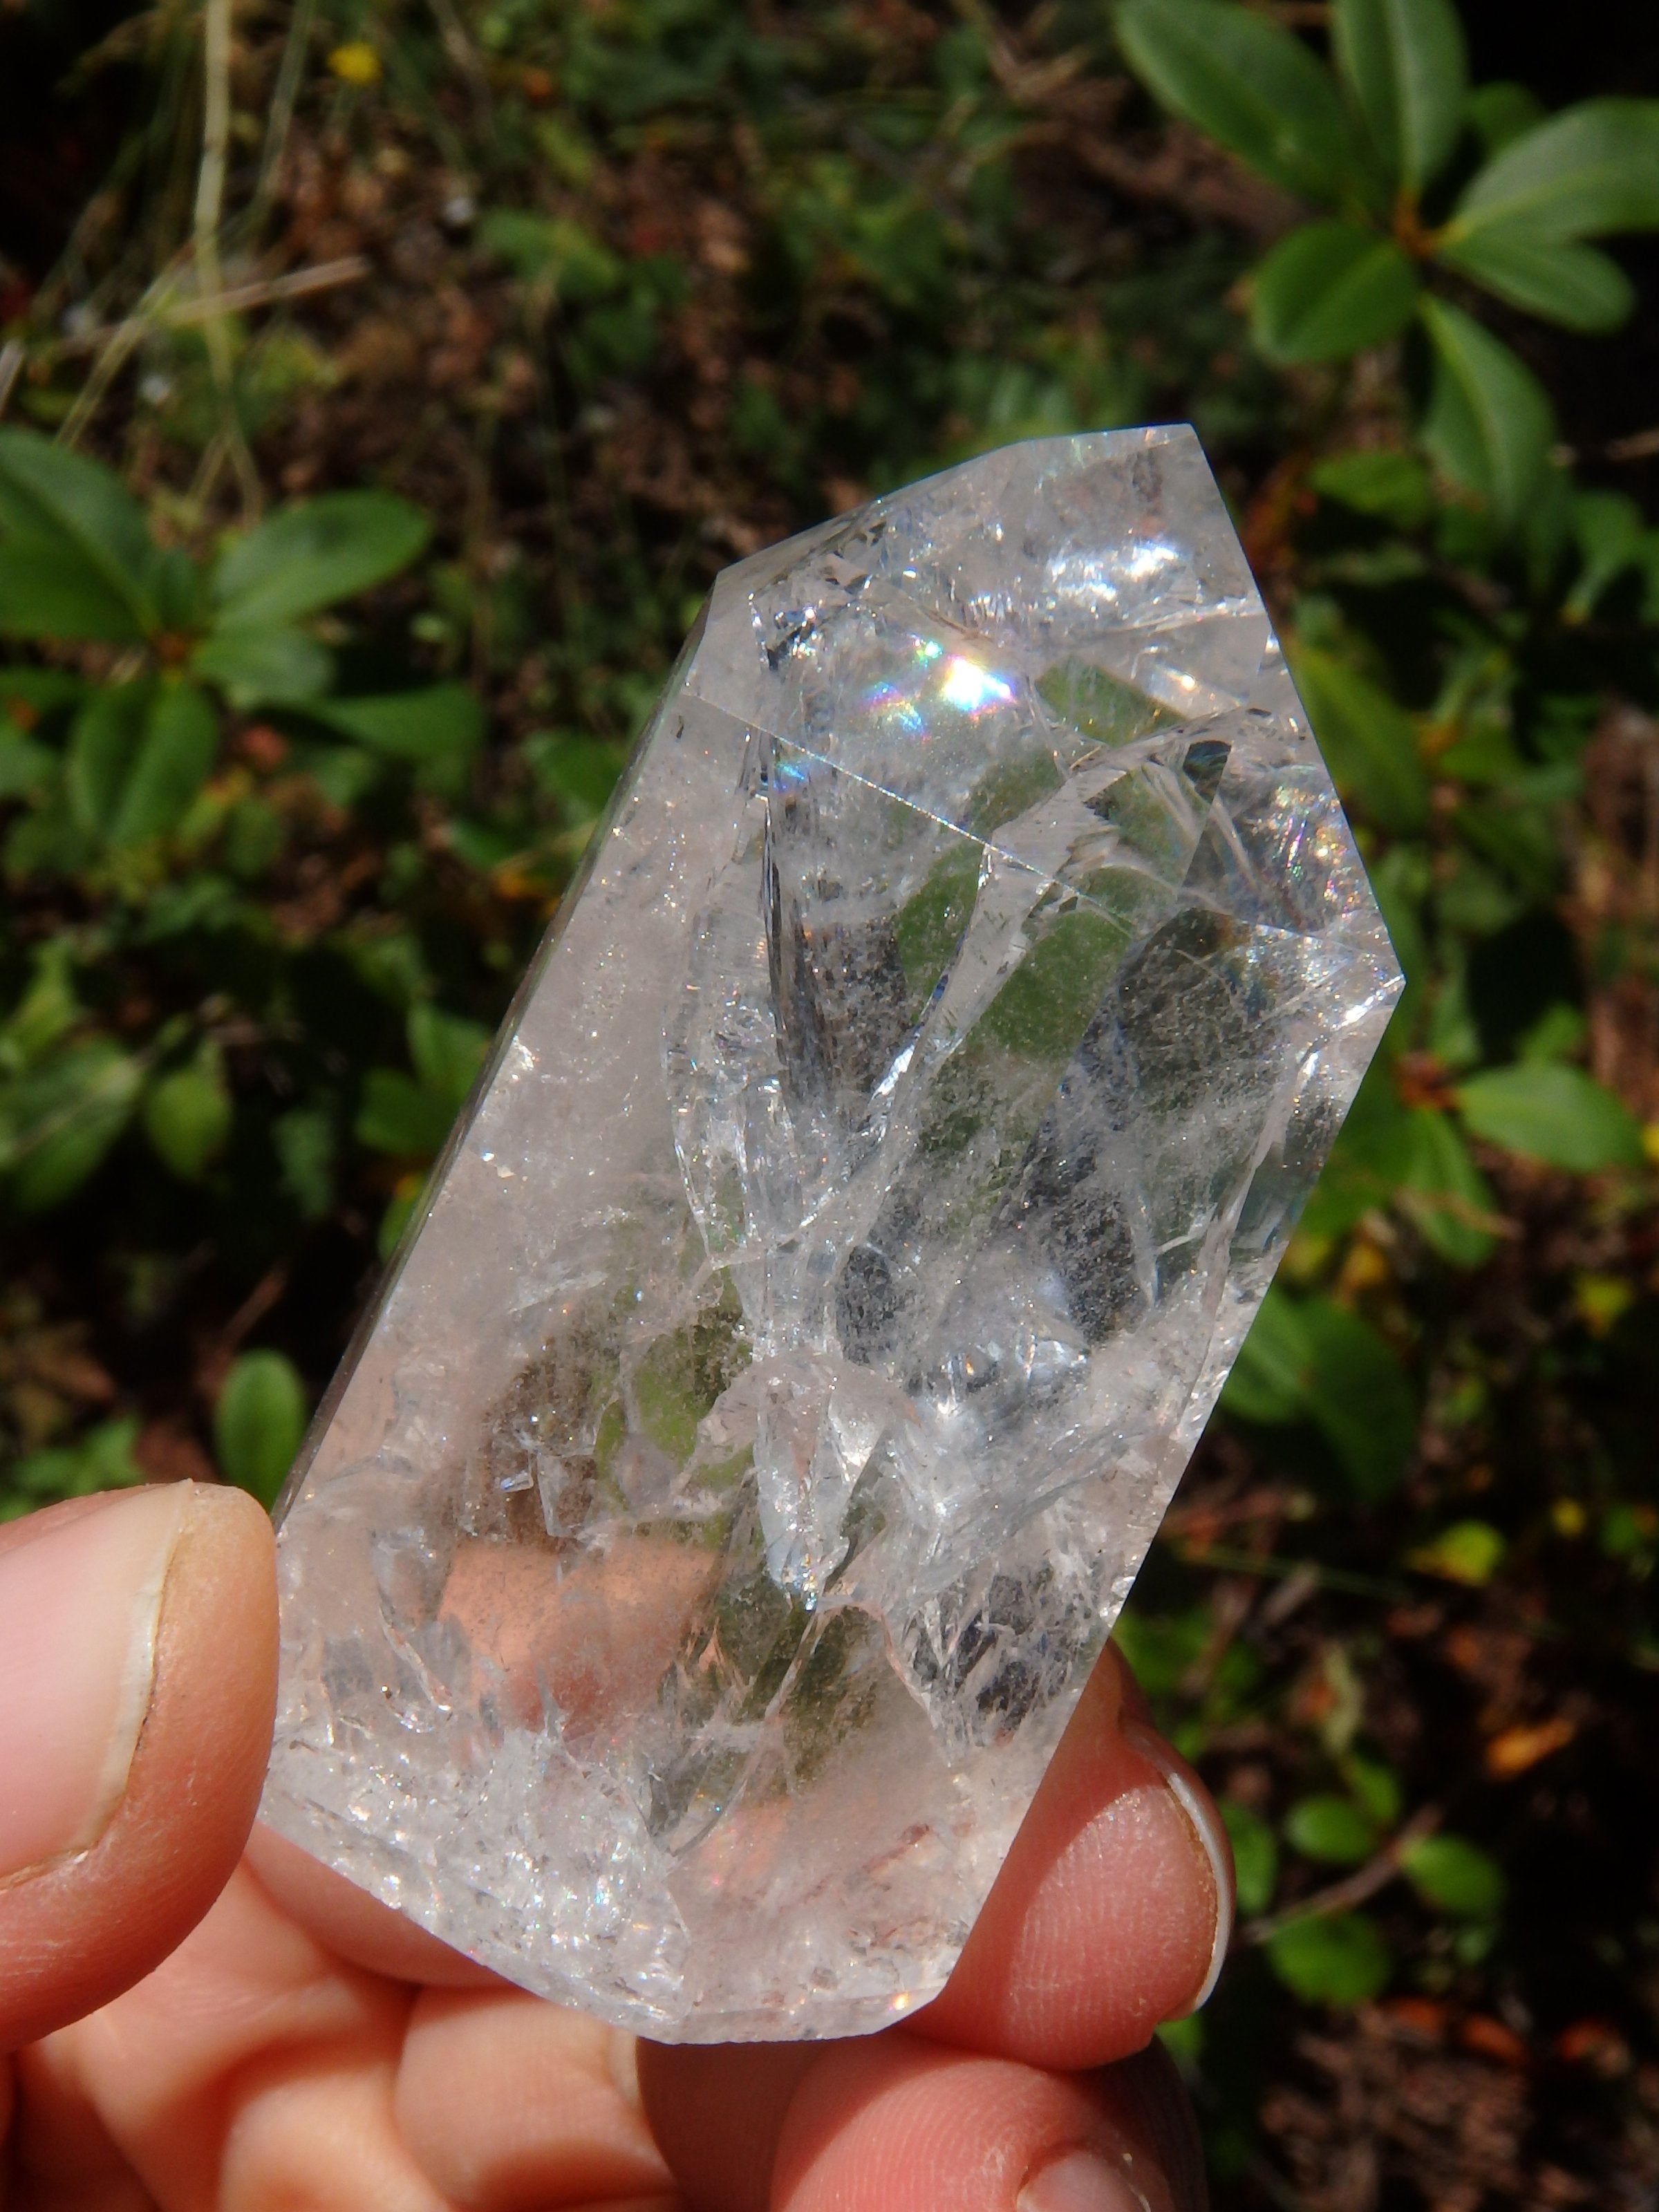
261 428 1403 2040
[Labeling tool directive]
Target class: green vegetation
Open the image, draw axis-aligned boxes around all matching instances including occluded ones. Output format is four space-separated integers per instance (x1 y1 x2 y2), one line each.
1 0 1656 2196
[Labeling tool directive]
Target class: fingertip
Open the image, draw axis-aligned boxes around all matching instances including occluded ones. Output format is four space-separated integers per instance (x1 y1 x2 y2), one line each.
0 1481 279 2050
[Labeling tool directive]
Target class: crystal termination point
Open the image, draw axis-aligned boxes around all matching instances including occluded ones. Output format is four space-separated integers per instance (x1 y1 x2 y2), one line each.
261 429 1403 2041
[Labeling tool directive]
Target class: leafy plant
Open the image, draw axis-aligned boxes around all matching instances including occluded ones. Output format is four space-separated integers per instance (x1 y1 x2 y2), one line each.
1117 0 1659 523
214 1348 309 1508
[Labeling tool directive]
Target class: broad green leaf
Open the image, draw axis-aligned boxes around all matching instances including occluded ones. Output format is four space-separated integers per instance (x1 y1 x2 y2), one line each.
0 543 147 641
191 624 335 709
1466 82 1544 159
143 1042 233 1180
1309 448 1434 527
1299 1298 1416 1500
315 684 485 760
0 1038 142 1212
1408 1518 1506 1585
1418 299 1555 529
1451 98 1659 241
1394 1106 1499 1268
1331 0 1466 191
66 681 153 838
407 1004 491 1111
215 1349 309 1510
1220 1801 1279 1915
1221 1284 1310 1425
1266 1911 1391 2005
1250 223 1420 362
1435 230 1633 332
111 681 219 846
0 428 160 633
212 490 431 626
1288 644 1429 832
1115 0 1360 205
355 1070 455 1158
1455 1062 1644 1171
1285 1794 1378 1866
1398 1833 1505 1917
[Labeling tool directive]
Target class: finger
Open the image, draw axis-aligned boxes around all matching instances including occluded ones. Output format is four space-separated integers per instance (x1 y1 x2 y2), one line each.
393 1987 677 2209
0 1483 277 2051
640 2032 1203 2212
245 1823 503 1989
915 1644 1231 2070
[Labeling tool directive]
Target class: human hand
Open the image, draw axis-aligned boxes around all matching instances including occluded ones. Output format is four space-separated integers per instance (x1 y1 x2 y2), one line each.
1 1484 1230 2211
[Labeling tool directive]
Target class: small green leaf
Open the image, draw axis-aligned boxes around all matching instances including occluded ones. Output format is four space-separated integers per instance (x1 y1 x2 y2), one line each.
1285 1794 1379 1866
1394 1107 1499 1268
1221 1800 1279 1915
1250 223 1420 363
109 680 219 846
1454 1062 1644 1171
12 1416 145 1506
0 427 160 634
1289 644 1430 833
214 1349 309 1510
0 1039 142 1212
1452 97 1659 241
273 1107 335 1220
1398 1833 1506 1917
1418 299 1555 529
1565 491 1647 618
1343 1752 1404 1828
1266 1911 1392 2005
315 684 485 761
191 624 335 709
1465 82 1544 159
212 490 431 627
1408 1518 1506 1586
355 1070 456 1158
1222 1284 1311 1425
1331 0 1467 191
406 1004 491 1111
1309 448 1434 527
1435 230 1634 333
1115 0 1360 205
142 1042 233 1180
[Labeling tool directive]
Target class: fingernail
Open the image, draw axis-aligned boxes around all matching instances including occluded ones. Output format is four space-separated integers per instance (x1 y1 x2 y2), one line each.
1122 1720 1234 2012
0 1483 195 1882
1018 2148 1147 2212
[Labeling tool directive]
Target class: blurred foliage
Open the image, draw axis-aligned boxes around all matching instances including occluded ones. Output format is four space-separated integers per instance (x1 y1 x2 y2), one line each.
1 0 1657 2199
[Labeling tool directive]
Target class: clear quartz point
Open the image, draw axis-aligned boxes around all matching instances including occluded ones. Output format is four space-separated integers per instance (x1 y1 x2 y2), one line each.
261 427 1402 2040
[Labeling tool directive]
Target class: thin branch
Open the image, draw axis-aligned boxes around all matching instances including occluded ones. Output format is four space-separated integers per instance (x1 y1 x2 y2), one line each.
55 256 371 355
1242 1805 1443 1945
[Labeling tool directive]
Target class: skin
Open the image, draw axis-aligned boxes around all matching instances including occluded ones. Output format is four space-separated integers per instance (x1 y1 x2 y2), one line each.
0 1491 1226 2211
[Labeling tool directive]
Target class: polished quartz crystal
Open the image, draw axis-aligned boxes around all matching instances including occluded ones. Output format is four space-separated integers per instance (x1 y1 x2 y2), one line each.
261 427 1402 2040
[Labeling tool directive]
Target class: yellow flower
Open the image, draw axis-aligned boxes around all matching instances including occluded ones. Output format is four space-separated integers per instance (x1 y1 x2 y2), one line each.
328 41 382 86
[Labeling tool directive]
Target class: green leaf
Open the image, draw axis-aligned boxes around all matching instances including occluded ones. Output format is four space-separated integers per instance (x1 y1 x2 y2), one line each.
143 1042 233 1180
1220 1800 1280 1915
1418 299 1555 529
1452 98 1659 241
1434 230 1634 333
11 1416 144 1506
1285 1794 1379 1866
0 1038 142 1212
1331 0 1466 191
212 491 431 627
191 624 335 709
1300 1298 1416 1500
1288 644 1430 832
214 1349 309 1510
1343 1752 1403 1828
1394 1107 1499 1268
1454 1062 1644 1171
1566 490 1647 618
355 1070 456 1159
66 680 152 838
0 542 148 641
1309 447 1434 527
1115 0 1360 205
1465 82 1544 160
0 428 160 635
1250 223 1420 362
272 1106 335 1220
1222 1284 1311 1425
1408 1518 1506 1586
1398 1833 1506 1917
109 680 218 846
406 1003 491 1111
314 683 485 761
1266 1912 1391 2005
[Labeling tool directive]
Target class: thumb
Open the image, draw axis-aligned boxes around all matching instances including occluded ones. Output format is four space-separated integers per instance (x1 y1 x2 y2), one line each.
0 1482 276 2052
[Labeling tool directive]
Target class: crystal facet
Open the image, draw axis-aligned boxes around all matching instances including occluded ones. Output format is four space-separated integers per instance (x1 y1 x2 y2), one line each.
261 427 1402 2040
